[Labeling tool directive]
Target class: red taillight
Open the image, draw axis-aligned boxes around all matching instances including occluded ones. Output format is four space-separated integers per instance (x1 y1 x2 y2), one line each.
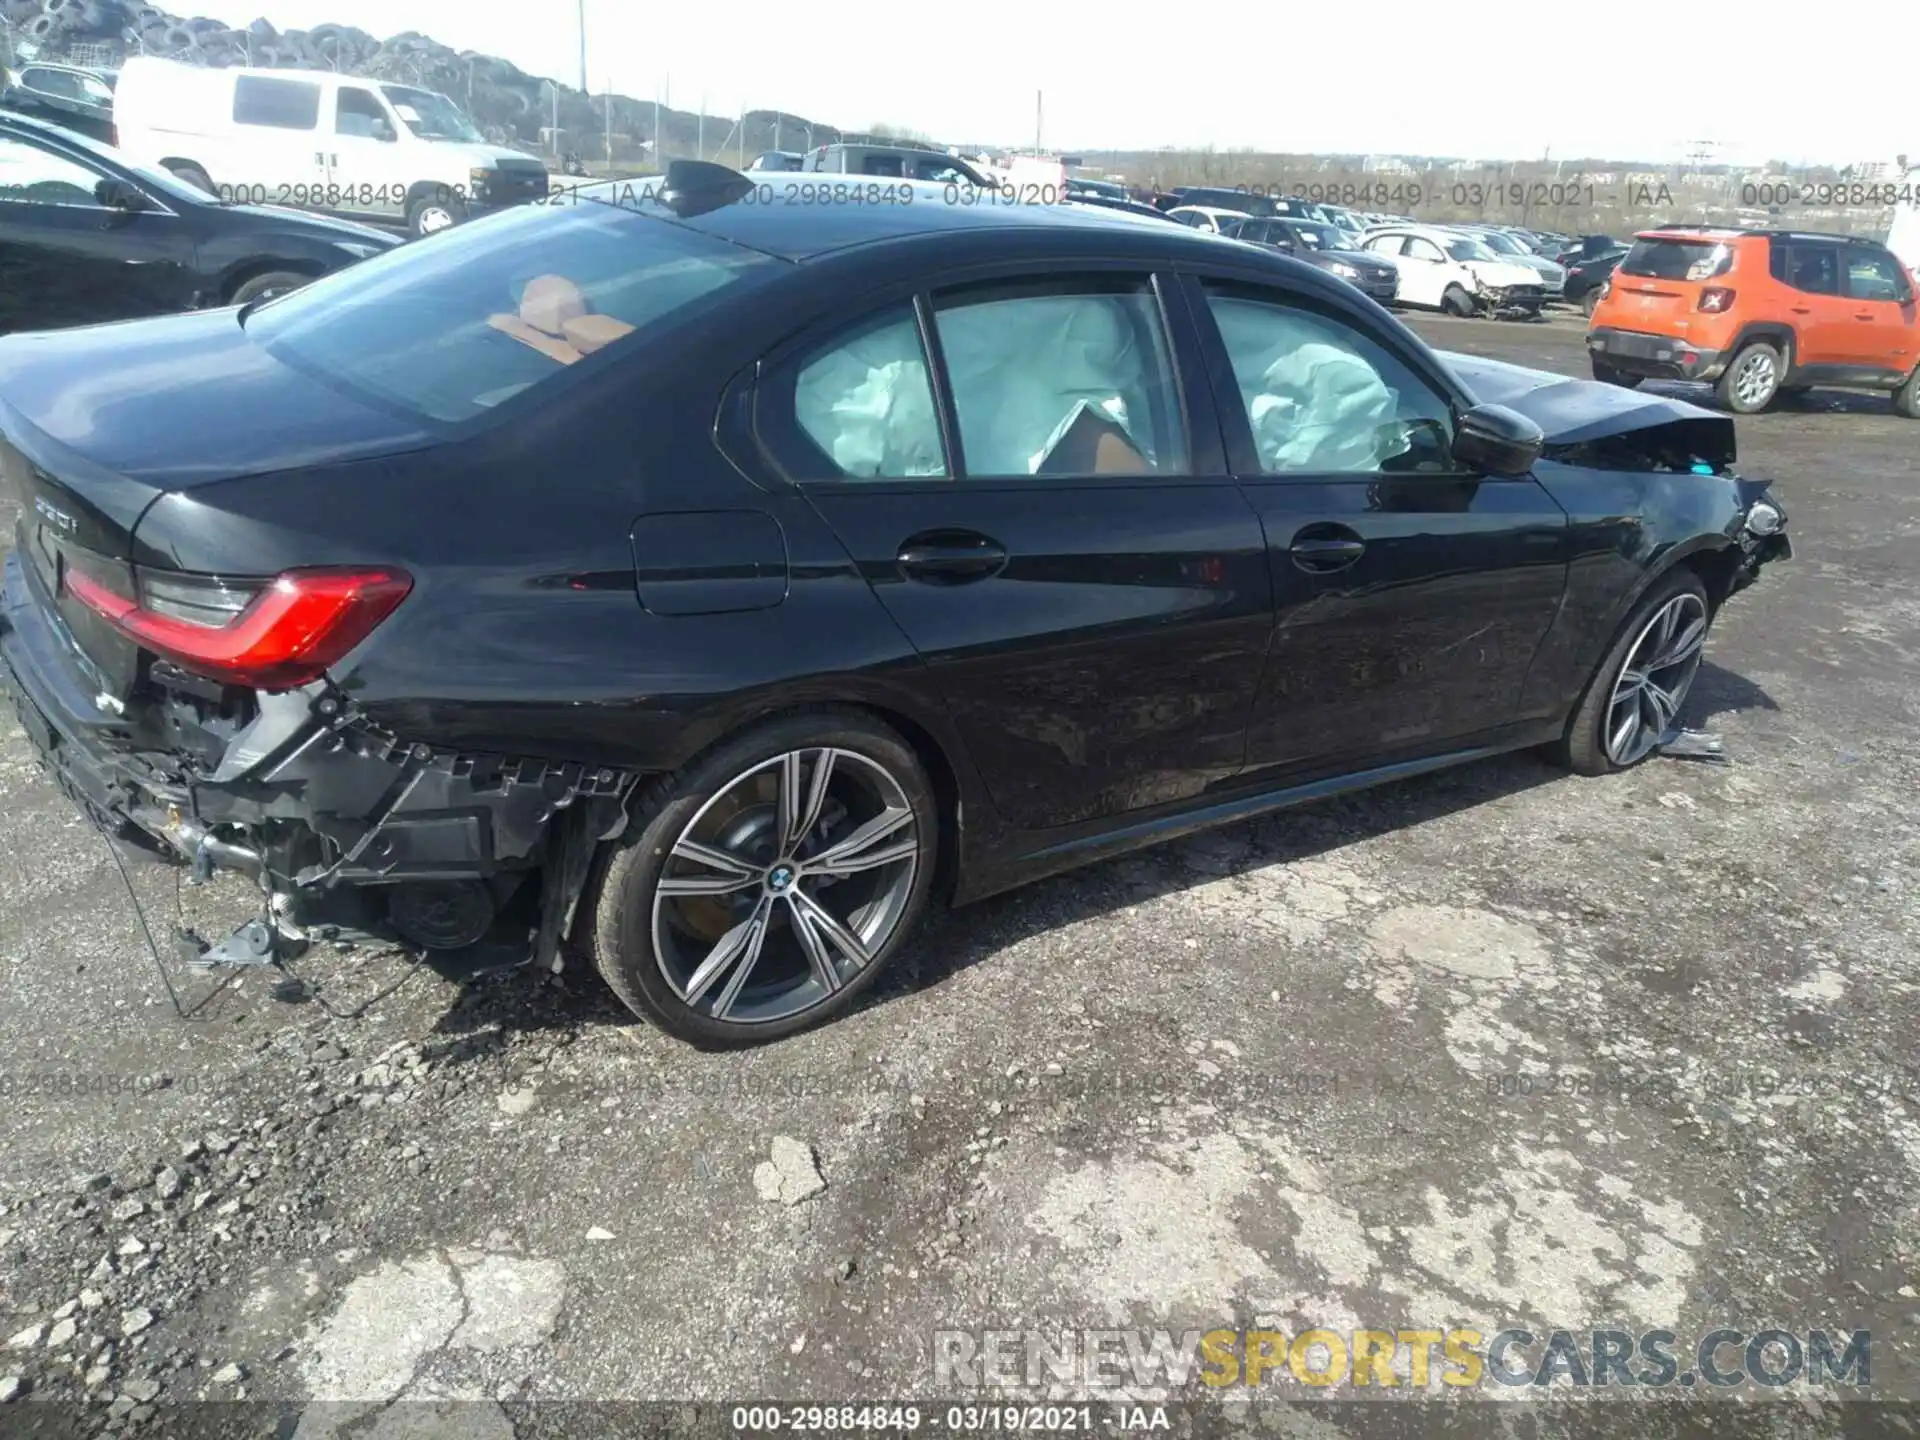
64 566 412 692
1698 287 1736 313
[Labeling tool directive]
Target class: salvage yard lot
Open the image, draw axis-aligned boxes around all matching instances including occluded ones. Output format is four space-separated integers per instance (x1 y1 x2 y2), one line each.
0 311 1916 1427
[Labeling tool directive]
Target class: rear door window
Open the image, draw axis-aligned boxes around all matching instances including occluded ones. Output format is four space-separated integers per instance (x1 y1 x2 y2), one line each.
1619 239 1732 281
1770 243 1840 296
245 192 786 426
233 75 321 131
931 278 1188 478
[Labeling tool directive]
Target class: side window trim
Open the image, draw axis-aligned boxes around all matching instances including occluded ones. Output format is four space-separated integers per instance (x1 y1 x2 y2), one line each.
1177 269 1472 484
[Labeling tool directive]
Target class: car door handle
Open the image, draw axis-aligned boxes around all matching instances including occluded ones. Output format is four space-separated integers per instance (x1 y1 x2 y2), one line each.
896 531 1008 584
1288 526 1367 573
1856 313 1876 321
1790 305 1812 314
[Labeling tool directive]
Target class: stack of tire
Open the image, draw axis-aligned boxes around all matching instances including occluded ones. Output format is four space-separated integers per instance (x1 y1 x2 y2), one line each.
7 0 837 161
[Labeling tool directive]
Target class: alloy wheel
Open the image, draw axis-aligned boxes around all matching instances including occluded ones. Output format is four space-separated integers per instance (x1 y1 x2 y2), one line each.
650 748 921 1024
417 207 456 235
1604 592 1707 766
1733 351 1776 408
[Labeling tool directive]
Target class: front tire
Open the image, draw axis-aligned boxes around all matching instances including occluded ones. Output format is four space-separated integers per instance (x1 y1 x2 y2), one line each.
228 270 312 307
1441 285 1476 317
1550 570 1711 776
407 192 468 238
583 711 938 1048
1715 341 1783 414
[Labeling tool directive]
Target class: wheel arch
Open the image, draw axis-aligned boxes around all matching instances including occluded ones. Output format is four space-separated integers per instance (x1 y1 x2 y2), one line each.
216 256 324 305
1726 321 1797 373
645 685 978 905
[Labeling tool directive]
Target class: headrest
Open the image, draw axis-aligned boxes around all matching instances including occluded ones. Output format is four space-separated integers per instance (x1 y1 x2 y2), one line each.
520 274 588 337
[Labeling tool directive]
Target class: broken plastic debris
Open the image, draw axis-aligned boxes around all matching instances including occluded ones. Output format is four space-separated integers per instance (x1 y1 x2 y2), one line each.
1657 727 1730 764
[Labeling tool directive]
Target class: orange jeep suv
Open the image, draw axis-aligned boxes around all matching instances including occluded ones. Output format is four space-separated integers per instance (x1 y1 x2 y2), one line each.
1587 227 1920 416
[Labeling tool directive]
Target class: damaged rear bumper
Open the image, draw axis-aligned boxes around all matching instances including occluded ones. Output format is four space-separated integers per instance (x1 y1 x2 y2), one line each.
1587 327 1729 382
1 550 634 937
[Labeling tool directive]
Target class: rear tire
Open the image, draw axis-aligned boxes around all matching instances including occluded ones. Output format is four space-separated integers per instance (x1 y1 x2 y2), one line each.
165 161 216 195
582 710 939 1048
1441 284 1476 317
1590 359 1642 389
1549 569 1712 777
1582 288 1602 317
1715 341 1783 414
1892 366 1920 418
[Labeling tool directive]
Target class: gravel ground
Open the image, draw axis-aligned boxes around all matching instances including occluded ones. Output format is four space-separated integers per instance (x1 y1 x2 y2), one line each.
0 311 1914 1436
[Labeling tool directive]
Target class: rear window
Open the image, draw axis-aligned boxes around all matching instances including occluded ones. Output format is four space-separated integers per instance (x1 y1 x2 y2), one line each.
244 191 785 426
1620 239 1733 281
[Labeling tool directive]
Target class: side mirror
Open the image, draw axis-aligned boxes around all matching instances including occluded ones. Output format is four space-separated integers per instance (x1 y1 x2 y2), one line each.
372 118 396 142
95 177 147 217
1452 403 1543 478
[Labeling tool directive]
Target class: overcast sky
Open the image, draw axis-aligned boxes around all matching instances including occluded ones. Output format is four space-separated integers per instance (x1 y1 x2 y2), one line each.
188 0 1903 168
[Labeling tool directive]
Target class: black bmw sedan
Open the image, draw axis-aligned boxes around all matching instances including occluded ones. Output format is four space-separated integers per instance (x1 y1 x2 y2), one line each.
0 161 1789 1046
0 111 400 334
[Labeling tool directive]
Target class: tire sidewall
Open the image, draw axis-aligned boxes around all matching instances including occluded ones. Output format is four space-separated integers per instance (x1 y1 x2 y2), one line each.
229 270 309 307
1559 568 1712 776
1719 342 1782 414
408 194 467 237
1442 285 1475 317
591 713 939 1048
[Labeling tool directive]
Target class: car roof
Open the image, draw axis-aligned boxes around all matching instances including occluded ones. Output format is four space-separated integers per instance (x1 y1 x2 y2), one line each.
577 172 1232 262
1170 205 1253 220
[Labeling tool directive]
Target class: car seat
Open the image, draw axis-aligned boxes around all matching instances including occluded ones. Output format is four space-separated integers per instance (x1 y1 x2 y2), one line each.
488 274 636 365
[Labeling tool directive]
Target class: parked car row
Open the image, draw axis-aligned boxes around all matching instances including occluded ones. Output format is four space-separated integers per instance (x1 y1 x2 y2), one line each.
0 160 1791 1045
0 110 399 335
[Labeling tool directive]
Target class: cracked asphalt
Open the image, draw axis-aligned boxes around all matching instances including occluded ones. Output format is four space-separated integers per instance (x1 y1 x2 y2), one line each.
0 310 1915 1436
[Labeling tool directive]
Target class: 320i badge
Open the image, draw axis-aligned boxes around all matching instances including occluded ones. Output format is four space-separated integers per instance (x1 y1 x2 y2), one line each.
0 162 1789 1048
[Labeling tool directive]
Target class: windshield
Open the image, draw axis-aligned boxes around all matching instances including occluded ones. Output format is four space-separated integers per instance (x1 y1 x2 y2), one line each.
1445 237 1498 262
245 188 784 426
380 84 485 143
1292 221 1356 251
1474 230 1524 255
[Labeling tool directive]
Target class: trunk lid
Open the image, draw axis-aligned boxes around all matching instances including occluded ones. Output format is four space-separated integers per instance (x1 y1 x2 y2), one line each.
0 310 435 700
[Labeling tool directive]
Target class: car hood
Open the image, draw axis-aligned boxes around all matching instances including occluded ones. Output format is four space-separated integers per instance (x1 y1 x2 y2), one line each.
1307 250 1393 273
1463 259 1546 288
1439 350 1735 465
1506 254 1566 281
439 141 546 170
